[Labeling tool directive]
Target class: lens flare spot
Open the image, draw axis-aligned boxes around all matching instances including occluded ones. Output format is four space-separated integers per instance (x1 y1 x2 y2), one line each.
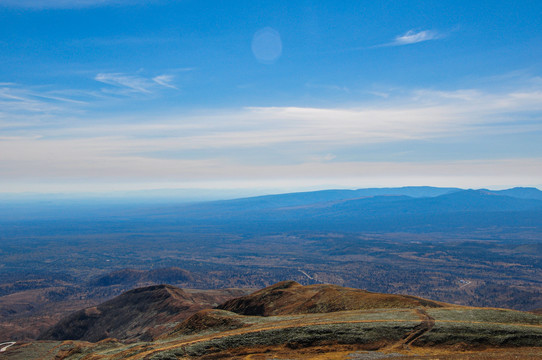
251 27 282 64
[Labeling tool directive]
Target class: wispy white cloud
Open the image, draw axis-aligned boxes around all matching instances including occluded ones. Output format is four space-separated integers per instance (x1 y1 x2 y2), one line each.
377 29 444 47
7 84 542 145
2 81 542 192
0 73 181 132
394 30 442 45
95 73 153 94
95 72 178 94
4 85 542 156
0 84 82 117
152 75 178 89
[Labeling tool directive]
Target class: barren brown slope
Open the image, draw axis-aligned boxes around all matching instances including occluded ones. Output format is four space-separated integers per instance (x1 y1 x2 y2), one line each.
9 282 542 359
217 280 449 316
38 284 250 343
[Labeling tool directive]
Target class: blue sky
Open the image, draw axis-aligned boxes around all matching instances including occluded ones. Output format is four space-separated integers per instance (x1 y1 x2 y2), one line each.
1 1 542 194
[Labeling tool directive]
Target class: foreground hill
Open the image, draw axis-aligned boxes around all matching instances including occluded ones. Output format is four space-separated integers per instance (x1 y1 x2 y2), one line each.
9 281 540 359
38 284 251 342
217 280 447 316
0 267 209 342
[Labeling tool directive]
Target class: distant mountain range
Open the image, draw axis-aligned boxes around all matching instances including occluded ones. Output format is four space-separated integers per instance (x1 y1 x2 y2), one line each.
187 186 542 210
2 186 542 233
146 186 542 233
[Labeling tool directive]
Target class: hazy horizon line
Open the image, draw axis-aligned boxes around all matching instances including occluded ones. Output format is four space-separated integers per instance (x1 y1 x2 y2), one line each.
1 184 539 202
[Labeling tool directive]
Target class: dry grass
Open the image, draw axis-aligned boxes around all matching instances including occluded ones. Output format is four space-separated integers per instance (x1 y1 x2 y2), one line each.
6 283 542 359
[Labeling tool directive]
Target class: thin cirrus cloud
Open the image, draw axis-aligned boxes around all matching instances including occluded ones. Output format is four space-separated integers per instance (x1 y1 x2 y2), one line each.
378 29 444 47
0 83 85 121
152 75 178 90
5 85 542 151
94 72 178 94
1 81 542 191
0 74 178 130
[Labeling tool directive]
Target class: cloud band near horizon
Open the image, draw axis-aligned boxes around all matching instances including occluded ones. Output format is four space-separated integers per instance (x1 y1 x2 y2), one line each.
1 82 542 192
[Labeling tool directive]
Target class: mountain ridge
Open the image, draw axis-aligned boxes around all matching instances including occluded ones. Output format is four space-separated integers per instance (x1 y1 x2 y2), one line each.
148 187 542 233
28 281 542 359
38 284 251 343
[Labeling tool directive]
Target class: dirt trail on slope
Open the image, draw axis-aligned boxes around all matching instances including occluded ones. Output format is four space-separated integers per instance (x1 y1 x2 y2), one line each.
392 308 435 350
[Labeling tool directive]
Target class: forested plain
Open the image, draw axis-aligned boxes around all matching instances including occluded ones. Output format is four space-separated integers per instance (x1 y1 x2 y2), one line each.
1 187 542 340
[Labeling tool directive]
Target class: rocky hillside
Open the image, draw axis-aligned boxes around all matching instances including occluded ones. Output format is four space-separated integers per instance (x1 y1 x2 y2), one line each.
38 284 250 342
217 280 447 316
6 281 542 359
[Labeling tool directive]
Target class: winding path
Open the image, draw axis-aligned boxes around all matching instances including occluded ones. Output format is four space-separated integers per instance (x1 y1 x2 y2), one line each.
395 309 435 349
0 342 16 352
